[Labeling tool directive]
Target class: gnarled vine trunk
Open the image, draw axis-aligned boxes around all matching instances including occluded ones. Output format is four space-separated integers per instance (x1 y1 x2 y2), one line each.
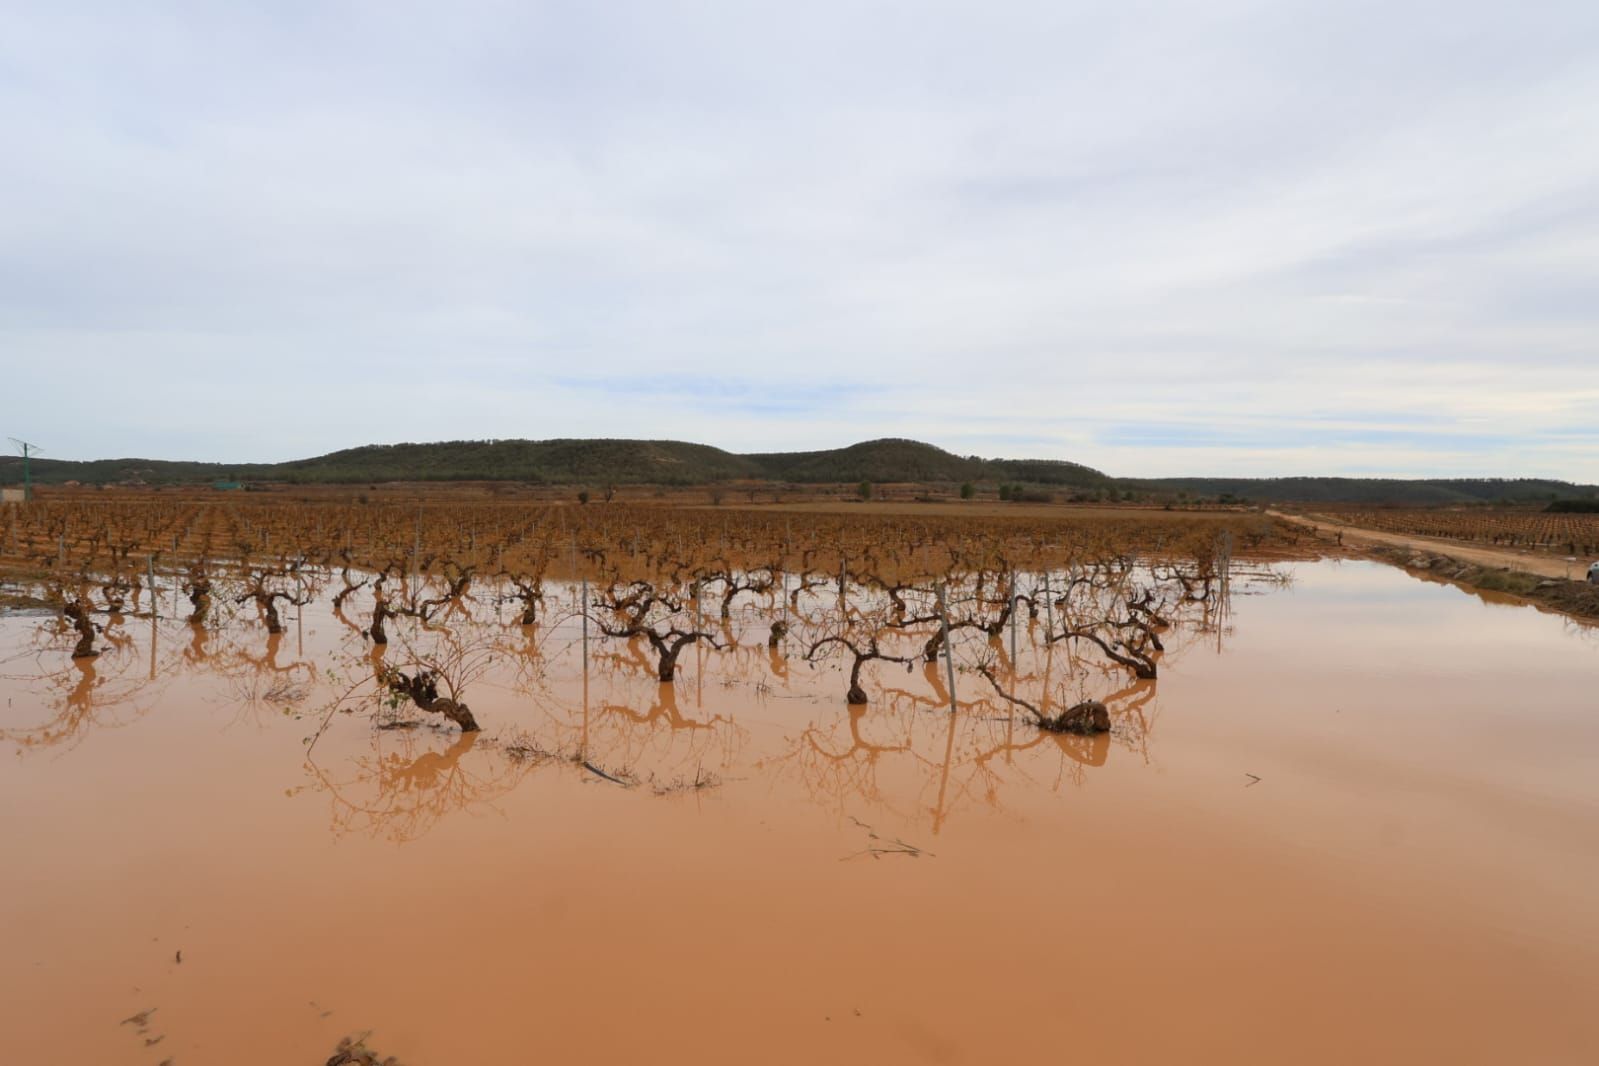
186 574 211 625
381 667 481 732
369 598 391 645
63 600 98 659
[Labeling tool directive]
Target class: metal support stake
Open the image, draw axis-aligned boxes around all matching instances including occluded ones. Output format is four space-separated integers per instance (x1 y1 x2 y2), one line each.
936 582 958 714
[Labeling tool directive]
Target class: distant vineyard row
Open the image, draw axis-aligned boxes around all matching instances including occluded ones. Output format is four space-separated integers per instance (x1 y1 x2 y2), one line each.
0 499 1291 583
1316 508 1599 556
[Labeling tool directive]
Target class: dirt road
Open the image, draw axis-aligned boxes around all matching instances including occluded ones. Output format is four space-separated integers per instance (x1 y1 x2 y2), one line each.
1269 511 1592 581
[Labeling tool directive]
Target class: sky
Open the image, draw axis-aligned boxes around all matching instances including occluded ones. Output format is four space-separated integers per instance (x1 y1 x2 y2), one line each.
3 1 1597 480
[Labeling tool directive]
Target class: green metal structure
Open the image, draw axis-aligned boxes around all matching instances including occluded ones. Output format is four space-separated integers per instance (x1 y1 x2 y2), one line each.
8 438 38 501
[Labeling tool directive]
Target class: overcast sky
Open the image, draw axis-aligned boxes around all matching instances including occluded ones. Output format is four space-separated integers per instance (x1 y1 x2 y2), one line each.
4 1 1597 479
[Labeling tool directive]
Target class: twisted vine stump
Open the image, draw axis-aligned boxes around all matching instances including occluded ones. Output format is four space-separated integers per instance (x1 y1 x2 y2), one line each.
1038 700 1110 734
63 600 99 659
380 666 480 732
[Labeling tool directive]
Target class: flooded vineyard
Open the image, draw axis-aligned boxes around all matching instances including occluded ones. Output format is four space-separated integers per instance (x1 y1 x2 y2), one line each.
2 502 1597 1063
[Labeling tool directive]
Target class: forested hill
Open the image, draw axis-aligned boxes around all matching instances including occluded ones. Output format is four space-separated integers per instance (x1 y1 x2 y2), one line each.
0 438 1113 490
2 437 1595 505
745 439 1115 488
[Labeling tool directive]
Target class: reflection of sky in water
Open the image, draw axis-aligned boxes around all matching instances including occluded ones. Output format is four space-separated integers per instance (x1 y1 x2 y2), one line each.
1178 560 1599 829
1252 559 1599 671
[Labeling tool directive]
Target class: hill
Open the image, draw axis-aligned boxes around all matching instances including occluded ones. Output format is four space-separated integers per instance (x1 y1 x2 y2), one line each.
271 439 761 485
0 439 755 487
0 437 1117 491
747 438 1115 488
2 438 1595 505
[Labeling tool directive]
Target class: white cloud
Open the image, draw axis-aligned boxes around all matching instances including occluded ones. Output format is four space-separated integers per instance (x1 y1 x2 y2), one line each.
2 1 1596 480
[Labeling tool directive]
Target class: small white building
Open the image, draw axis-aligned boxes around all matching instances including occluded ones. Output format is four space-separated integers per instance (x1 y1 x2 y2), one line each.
1589 561 1599 585
0 487 25 503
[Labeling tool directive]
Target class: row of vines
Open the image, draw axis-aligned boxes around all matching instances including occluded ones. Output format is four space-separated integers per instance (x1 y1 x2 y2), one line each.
1 501 1293 786
0 500 1307 840
1316 507 1599 556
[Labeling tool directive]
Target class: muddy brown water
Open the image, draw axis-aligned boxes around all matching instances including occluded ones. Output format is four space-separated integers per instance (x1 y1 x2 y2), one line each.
2 560 1597 1064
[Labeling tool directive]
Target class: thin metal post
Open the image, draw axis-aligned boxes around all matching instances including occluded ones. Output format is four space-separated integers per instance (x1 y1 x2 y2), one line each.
935 582 957 714
412 508 422 602
1008 570 1017 675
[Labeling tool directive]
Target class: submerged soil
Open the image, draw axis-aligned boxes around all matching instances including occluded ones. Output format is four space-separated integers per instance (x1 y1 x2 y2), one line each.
2 561 1597 1064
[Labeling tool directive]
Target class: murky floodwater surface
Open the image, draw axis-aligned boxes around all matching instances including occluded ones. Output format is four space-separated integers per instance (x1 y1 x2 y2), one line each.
2 560 1597 1064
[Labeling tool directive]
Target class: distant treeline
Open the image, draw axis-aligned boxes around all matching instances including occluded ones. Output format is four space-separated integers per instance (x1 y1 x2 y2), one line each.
1130 475 1599 507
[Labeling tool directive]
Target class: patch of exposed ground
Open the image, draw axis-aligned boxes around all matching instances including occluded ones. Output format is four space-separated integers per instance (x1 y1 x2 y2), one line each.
1270 510 1589 580
1361 543 1599 622
0 587 54 614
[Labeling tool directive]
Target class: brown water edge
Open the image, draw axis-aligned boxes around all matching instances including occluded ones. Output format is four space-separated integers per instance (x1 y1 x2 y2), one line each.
2 560 1598 1064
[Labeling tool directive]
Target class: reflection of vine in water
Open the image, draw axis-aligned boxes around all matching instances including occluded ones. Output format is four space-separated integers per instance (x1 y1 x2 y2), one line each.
490 618 551 692
595 682 745 773
926 679 1157 829
199 629 321 727
0 614 185 755
508 565 1214 830
758 640 1171 833
756 697 922 822
291 729 538 844
1 575 326 752
905 582 1219 830
516 651 750 785
1 554 1280 829
700 618 799 693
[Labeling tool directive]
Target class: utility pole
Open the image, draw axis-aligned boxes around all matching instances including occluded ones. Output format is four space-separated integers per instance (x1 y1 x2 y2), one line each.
8 438 40 501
